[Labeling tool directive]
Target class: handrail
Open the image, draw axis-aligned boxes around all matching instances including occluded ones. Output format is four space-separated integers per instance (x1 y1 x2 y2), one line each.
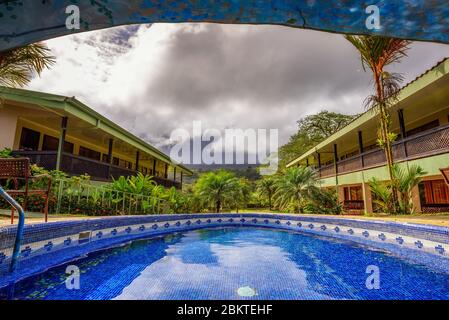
318 123 449 176
0 186 25 273
12 150 181 188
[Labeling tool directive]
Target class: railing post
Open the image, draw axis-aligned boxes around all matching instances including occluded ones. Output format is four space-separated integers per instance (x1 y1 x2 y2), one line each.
55 179 64 215
0 186 25 273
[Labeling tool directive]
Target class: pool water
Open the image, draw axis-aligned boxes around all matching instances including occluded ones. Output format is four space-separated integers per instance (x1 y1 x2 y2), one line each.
2 227 449 300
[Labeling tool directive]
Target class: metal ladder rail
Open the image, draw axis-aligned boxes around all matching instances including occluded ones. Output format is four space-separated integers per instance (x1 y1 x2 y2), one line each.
0 186 25 272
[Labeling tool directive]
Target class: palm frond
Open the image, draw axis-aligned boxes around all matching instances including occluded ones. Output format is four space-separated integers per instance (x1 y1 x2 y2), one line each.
0 42 55 87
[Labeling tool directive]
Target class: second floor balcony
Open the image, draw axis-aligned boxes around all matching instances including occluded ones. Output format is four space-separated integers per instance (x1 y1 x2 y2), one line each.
318 123 449 179
11 150 182 189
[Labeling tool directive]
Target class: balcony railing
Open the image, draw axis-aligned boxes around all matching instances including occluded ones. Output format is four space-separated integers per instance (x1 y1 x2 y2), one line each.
343 200 365 211
11 151 182 189
318 124 449 178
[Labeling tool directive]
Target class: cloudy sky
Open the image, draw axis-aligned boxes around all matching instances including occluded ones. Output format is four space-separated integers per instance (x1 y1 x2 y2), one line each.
27 23 449 161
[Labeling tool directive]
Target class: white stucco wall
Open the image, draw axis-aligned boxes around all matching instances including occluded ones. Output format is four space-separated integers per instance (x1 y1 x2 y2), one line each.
0 104 19 150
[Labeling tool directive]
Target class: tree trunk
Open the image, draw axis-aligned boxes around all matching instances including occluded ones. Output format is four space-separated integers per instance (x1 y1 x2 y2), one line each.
375 72 399 213
268 192 272 211
216 200 221 213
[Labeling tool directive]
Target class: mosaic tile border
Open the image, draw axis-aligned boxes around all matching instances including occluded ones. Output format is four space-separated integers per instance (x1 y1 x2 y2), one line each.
0 213 448 287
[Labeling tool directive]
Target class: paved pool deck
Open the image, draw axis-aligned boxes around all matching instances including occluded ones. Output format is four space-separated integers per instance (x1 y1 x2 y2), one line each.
1 210 449 227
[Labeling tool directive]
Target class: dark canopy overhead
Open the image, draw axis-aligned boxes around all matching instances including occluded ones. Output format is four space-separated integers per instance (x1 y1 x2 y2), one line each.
1 0 448 51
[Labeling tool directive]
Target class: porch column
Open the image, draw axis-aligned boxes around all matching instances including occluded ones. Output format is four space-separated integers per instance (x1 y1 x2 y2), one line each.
398 109 408 157
181 172 183 184
135 151 140 172
173 167 177 181
362 183 373 214
411 185 422 213
107 138 113 178
337 185 345 207
306 158 309 167
153 159 157 176
55 117 68 171
316 152 321 168
358 130 364 167
164 163 168 179
398 109 406 139
333 144 339 186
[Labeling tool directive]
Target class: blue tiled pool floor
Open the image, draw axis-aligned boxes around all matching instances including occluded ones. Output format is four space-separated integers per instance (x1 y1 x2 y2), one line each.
2 227 449 300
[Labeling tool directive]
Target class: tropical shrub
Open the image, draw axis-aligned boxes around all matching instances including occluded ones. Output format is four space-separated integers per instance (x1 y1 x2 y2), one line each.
0 147 12 158
369 164 426 214
303 188 342 215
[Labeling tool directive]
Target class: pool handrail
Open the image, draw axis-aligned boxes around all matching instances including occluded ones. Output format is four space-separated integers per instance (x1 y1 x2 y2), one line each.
0 186 25 272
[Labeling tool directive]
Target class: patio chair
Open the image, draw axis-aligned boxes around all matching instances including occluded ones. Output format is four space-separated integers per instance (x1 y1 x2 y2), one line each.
0 158 52 223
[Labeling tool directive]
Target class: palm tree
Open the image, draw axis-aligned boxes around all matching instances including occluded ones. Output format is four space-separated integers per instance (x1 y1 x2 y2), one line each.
229 178 251 213
273 166 318 213
256 177 276 210
345 35 410 211
194 170 238 213
0 42 55 87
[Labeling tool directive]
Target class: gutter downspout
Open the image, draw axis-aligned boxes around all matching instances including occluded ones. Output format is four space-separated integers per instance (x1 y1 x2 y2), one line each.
0 186 25 273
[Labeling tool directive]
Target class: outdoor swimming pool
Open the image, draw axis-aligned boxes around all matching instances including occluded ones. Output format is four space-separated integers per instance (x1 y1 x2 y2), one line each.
2 227 449 300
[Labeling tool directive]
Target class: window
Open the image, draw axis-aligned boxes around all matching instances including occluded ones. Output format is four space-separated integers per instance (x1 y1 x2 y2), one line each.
79 146 101 161
102 154 110 163
420 180 449 205
42 135 74 153
343 186 363 201
406 119 439 137
19 127 40 151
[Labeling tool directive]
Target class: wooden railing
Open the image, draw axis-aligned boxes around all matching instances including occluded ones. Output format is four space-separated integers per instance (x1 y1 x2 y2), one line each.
318 124 449 178
11 151 182 189
343 200 365 210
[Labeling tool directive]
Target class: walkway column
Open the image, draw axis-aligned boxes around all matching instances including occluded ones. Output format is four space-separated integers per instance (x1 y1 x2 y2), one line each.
411 185 422 213
398 109 408 157
358 131 365 168
55 117 68 171
107 138 113 178
398 109 406 139
362 183 373 214
333 144 338 186
135 151 140 172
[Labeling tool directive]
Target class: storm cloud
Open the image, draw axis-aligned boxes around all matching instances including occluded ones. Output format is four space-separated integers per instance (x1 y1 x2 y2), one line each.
28 23 449 155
